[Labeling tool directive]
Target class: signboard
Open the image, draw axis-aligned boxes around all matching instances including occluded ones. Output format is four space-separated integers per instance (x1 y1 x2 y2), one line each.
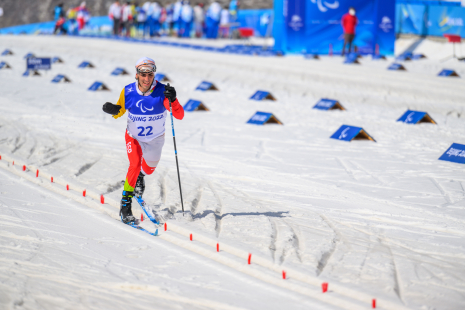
397 110 436 124
313 98 345 110
250 90 276 101
439 143 465 164
247 111 283 125
27 57 51 70
330 125 375 142
195 81 218 91
274 0 396 55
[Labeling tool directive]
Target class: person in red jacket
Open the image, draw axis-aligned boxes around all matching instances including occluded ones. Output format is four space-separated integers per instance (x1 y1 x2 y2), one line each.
102 57 184 224
341 7 358 56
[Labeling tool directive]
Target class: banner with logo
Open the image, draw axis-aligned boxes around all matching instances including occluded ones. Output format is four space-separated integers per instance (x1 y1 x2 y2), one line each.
428 6 465 37
396 4 465 38
273 0 395 55
286 0 306 51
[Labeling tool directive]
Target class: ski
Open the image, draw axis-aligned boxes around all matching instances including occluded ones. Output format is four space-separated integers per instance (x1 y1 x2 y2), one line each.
135 196 165 226
121 216 159 236
127 222 159 236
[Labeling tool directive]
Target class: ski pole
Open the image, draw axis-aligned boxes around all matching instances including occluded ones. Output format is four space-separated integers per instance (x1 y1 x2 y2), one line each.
166 83 185 216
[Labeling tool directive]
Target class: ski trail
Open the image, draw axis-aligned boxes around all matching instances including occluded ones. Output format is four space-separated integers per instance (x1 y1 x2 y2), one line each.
317 215 341 276
336 157 357 181
75 158 100 177
206 181 224 238
429 177 453 205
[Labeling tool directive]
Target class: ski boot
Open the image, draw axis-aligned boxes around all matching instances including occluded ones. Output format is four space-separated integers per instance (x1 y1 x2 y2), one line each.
120 191 136 224
134 172 145 198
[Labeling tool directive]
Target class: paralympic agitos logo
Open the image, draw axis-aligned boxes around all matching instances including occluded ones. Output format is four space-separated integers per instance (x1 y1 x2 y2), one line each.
310 0 339 13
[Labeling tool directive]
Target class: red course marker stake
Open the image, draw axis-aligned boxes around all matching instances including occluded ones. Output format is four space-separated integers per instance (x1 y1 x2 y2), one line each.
22 165 26 171
83 190 86 197
141 213 143 221
51 176 53 183
0 155 2 160
372 299 376 309
190 234 193 241
322 282 328 293
282 271 286 279
36 170 39 177
12 161 14 165
66 184 69 191
248 253 252 265
217 243 219 252
164 222 167 231
100 195 104 204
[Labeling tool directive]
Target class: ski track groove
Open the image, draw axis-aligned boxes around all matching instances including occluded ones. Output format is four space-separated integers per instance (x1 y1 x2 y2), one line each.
206 181 224 238
317 215 341 276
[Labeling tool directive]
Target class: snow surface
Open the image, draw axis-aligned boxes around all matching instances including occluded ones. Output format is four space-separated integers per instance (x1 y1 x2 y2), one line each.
1 35 465 309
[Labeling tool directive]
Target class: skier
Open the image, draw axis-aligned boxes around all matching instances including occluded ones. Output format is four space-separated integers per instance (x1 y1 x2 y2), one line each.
102 57 184 224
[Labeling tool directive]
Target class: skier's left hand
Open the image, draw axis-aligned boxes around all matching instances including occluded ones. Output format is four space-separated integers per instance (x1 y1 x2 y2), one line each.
163 83 177 103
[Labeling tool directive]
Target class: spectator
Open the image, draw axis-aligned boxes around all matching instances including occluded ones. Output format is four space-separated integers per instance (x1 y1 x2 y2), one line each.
136 2 148 37
341 7 357 56
109 1 122 35
76 2 90 31
122 1 133 36
165 3 174 36
206 1 221 39
54 3 65 21
172 0 183 36
149 2 162 36
54 16 67 34
180 1 193 37
193 3 204 38
66 5 79 35
219 5 229 38
228 0 238 22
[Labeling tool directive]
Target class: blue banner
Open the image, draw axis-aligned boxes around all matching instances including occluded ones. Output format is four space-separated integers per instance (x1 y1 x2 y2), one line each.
428 6 465 37
396 4 465 38
286 0 306 51
274 0 395 55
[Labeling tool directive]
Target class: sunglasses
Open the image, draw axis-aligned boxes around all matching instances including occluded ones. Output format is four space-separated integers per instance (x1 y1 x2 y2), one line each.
139 72 154 77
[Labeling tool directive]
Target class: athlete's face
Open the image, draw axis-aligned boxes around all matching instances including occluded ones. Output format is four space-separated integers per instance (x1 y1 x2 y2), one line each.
136 72 155 92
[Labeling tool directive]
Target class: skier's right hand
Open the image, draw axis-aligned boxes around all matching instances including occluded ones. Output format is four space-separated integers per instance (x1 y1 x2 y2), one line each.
102 102 121 115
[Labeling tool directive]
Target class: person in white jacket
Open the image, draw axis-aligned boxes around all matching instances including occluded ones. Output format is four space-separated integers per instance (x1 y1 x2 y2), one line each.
180 1 193 37
109 1 122 35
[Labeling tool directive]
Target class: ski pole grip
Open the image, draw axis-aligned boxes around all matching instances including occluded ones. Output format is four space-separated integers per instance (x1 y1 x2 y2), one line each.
166 83 173 104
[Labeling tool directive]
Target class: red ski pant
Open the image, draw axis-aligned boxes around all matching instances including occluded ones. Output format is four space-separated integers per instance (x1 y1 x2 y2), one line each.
124 131 163 192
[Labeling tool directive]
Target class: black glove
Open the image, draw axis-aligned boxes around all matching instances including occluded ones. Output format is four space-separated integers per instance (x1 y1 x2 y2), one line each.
163 83 177 103
102 102 121 115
